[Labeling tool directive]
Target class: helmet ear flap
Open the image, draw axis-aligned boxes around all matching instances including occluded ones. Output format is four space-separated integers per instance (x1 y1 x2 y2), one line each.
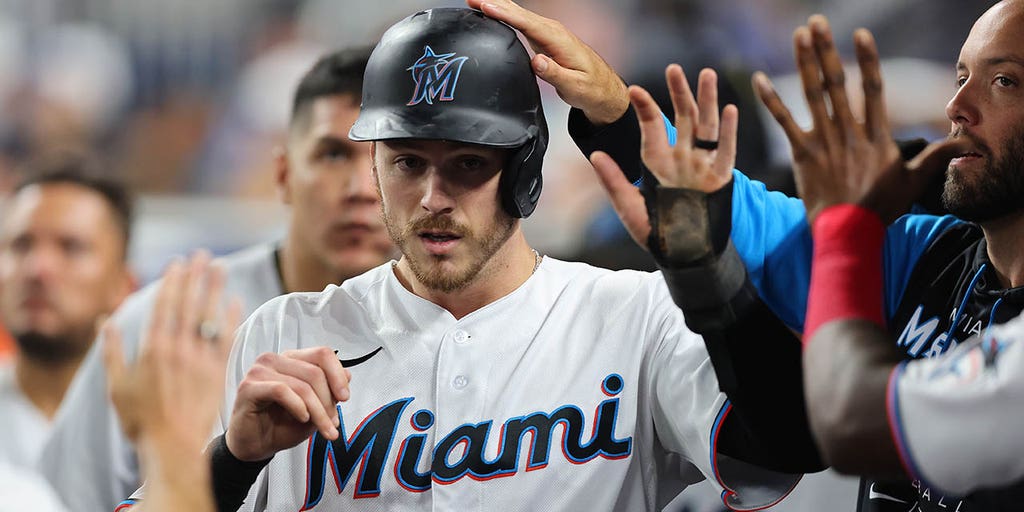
501 135 546 218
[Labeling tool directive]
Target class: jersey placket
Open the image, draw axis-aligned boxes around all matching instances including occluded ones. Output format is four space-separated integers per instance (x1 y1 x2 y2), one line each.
432 319 491 512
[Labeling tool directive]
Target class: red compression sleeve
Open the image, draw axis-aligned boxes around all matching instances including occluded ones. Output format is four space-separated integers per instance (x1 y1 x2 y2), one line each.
804 204 886 346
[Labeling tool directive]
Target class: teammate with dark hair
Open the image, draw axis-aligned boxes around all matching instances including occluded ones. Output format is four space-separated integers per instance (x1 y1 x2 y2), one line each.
0 154 135 490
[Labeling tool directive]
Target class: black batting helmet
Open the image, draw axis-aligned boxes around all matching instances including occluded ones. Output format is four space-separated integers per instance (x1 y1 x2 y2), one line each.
349 7 548 218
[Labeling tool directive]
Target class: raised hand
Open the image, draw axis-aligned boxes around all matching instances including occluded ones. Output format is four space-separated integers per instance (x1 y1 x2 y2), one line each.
752 15 966 225
589 64 738 249
103 252 241 454
467 0 628 125
224 347 352 462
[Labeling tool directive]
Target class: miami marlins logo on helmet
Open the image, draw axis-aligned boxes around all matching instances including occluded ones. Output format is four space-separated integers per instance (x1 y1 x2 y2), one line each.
406 46 470 106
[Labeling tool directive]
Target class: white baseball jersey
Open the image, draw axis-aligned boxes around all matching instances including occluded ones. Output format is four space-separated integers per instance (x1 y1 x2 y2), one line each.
38 243 284 512
209 258 799 511
0 362 52 470
888 309 1024 496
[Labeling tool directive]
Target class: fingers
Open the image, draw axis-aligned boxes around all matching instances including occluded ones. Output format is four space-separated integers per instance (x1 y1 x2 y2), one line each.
752 72 805 146
284 347 352 404
695 68 720 144
793 26 839 152
854 28 890 142
907 138 970 178
472 0 568 56
629 85 674 182
589 151 651 249
146 259 184 357
177 251 212 349
808 15 859 140
245 379 338 440
714 105 739 176
665 64 697 148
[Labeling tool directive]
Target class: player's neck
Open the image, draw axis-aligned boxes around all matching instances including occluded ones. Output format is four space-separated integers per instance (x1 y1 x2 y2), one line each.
394 231 538 320
278 236 348 294
14 351 80 420
981 211 1024 288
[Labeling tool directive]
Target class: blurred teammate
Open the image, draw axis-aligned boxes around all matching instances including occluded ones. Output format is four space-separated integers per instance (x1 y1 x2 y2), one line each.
0 156 134 471
40 47 394 512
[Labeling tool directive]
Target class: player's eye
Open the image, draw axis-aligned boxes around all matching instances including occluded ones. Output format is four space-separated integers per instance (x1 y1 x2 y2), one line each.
956 75 968 88
995 75 1016 88
395 156 427 172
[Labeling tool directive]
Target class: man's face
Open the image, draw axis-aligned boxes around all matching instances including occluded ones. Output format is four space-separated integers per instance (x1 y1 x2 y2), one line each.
283 95 393 278
0 183 130 363
943 0 1024 222
373 139 515 293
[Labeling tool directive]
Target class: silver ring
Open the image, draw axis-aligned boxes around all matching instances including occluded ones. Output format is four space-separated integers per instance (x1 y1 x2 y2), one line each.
197 320 219 342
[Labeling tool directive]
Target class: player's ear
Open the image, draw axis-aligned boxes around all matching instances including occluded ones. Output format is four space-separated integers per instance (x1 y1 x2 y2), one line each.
274 145 292 205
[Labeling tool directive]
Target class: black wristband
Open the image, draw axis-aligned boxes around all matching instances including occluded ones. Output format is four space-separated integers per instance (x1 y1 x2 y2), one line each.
208 433 272 512
568 105 644 184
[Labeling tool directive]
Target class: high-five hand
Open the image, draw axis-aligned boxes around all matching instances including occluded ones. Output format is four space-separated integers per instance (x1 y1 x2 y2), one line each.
752 15 966 224
589 65 738 249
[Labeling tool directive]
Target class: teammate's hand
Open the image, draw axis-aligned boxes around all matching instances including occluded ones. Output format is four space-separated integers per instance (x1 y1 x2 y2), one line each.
752 16 966 225
467 0 628 125
103 252 241 454
225 347 352 462
589 64 738 249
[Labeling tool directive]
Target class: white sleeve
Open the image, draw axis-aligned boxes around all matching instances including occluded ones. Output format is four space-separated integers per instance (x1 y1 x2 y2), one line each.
644 277 800 511
888 313 1024 496
38 286 159 512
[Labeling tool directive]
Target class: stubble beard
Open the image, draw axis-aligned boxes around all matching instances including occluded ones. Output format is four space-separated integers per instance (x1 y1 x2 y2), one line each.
383 207 515 293
942 125 1024 223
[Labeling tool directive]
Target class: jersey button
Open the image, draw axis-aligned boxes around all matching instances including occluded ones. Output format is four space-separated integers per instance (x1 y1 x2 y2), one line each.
453 330 470 343
452 375 469 389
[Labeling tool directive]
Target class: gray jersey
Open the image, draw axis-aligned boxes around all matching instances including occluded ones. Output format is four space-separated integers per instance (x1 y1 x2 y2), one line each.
38 244 283 512
889 310 1024 496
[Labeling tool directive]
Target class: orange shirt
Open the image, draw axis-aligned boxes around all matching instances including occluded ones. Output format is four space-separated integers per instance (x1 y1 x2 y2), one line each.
0 326 14 360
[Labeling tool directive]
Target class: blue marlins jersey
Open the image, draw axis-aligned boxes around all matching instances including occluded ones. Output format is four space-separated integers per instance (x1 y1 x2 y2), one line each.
568 109 1024 510
727 169 1024 511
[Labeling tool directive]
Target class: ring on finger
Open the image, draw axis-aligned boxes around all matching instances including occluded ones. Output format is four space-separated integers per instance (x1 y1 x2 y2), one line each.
693 138 719 151
197 320 220 342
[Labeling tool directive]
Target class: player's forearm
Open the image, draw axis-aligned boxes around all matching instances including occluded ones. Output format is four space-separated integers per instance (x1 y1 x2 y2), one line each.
802 204 905 477
136 434 215 512
803 320 903 477
646 182 823 472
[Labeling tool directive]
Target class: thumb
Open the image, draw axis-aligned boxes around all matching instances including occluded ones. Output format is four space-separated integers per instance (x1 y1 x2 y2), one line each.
907 138 970 178
590 151 651 249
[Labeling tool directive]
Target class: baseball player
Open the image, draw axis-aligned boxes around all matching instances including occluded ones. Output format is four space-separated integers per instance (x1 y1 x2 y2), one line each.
583 3 1024 510
39 48 394 512
120 8 808 512
756 9 1024 506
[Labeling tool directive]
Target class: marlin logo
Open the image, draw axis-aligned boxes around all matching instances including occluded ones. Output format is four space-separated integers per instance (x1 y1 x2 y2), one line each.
406 46 470 106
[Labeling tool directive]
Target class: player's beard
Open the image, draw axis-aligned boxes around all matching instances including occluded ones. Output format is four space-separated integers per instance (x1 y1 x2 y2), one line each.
14 325 95 365
385 209 515 293
942 125 1024 223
